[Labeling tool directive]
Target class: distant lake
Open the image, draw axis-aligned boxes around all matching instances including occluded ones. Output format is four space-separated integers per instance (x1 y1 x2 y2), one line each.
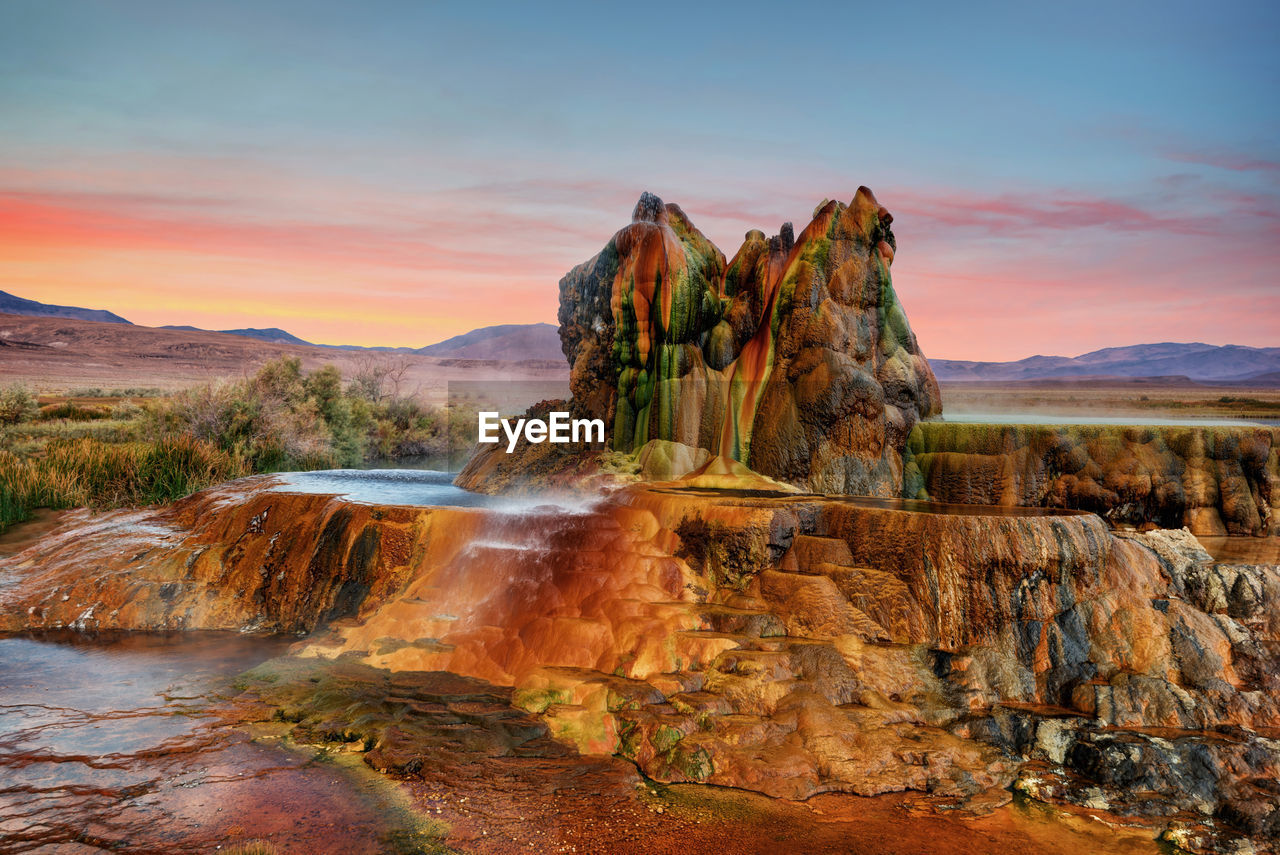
938 412 1280 427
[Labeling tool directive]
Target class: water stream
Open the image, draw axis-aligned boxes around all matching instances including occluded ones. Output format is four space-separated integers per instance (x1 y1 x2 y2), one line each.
270 468 488 507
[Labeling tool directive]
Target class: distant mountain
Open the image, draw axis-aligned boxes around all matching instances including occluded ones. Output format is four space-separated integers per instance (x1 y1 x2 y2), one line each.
0 290 566 359
1237 371 1280 387
161 324 314 346
416 323 562 361
161 325 408 350
933 343 1280 384
0 290 132 325
8 288 1267 382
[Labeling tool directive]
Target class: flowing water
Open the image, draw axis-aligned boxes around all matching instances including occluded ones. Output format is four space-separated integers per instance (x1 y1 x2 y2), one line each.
0 631 438 854
270 469 605 520
270 469 490 507
938 412 1280 427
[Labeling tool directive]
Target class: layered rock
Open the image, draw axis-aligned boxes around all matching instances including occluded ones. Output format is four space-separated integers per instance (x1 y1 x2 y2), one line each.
5 477 1277 848
461 187 940 496
0 484 437 633
906 422 1280 536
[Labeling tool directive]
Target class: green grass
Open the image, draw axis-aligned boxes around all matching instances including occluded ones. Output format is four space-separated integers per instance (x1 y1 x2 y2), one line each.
36 402 114 421
1 419 143 457
0 435 249 531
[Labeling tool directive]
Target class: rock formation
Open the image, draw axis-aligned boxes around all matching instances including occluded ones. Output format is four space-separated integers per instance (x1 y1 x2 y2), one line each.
5 477 1278 849
463 189 1279 541
906 422 1279 536
462 187 941 495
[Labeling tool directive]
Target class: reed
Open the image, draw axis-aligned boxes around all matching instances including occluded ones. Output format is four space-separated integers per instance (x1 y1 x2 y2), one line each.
0 436 248 531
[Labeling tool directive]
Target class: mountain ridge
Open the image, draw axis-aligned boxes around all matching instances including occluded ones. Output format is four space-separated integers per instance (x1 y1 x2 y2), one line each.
933 342 1280 383
4 290 1275 381
0 289 132 325
160 325 315 346
414 322 561 360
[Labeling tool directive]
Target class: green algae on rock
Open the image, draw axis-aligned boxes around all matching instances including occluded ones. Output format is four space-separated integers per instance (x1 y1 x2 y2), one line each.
459 186 941 497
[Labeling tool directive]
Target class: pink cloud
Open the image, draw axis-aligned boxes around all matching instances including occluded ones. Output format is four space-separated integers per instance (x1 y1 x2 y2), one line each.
887 189 1220 238
3 167 1276 361
1161 148 1280 174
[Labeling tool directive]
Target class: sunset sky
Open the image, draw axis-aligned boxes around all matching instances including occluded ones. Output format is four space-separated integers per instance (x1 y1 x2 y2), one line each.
1 0 1276 360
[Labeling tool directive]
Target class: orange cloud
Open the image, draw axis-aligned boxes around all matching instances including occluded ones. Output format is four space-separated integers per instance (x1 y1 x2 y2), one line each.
0 190 567 347
3 177 1277 361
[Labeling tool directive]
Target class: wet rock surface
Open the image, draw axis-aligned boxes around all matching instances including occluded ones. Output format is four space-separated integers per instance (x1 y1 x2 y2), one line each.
0 631 436 855
0 626 1168 854
3 478 1278 850
238 658 1170 854
0 477 496 634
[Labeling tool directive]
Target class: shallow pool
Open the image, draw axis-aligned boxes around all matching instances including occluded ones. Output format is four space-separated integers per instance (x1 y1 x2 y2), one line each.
269 468 606 516
270 468 491 507
0 631 425 853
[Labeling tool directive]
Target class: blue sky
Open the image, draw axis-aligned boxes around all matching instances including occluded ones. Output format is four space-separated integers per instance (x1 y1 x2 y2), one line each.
1 0 1276 357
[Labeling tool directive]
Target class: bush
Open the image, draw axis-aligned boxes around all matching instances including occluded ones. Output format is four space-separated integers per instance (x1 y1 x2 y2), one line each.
0 384 37 425
0 358 460 529
148 359 339 471
146 357 450 470
112 400 144 420
67 387 164 398
369 397 446 458
37 402 113 421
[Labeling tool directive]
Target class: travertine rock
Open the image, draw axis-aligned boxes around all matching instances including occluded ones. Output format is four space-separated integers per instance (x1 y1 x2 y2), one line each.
5 478 1277 848
461 187 941 496
906 422 1279 535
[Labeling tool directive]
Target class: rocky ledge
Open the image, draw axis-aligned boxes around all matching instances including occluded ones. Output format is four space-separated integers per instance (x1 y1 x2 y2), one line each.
3 477 1277 850
906 422 1278 536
